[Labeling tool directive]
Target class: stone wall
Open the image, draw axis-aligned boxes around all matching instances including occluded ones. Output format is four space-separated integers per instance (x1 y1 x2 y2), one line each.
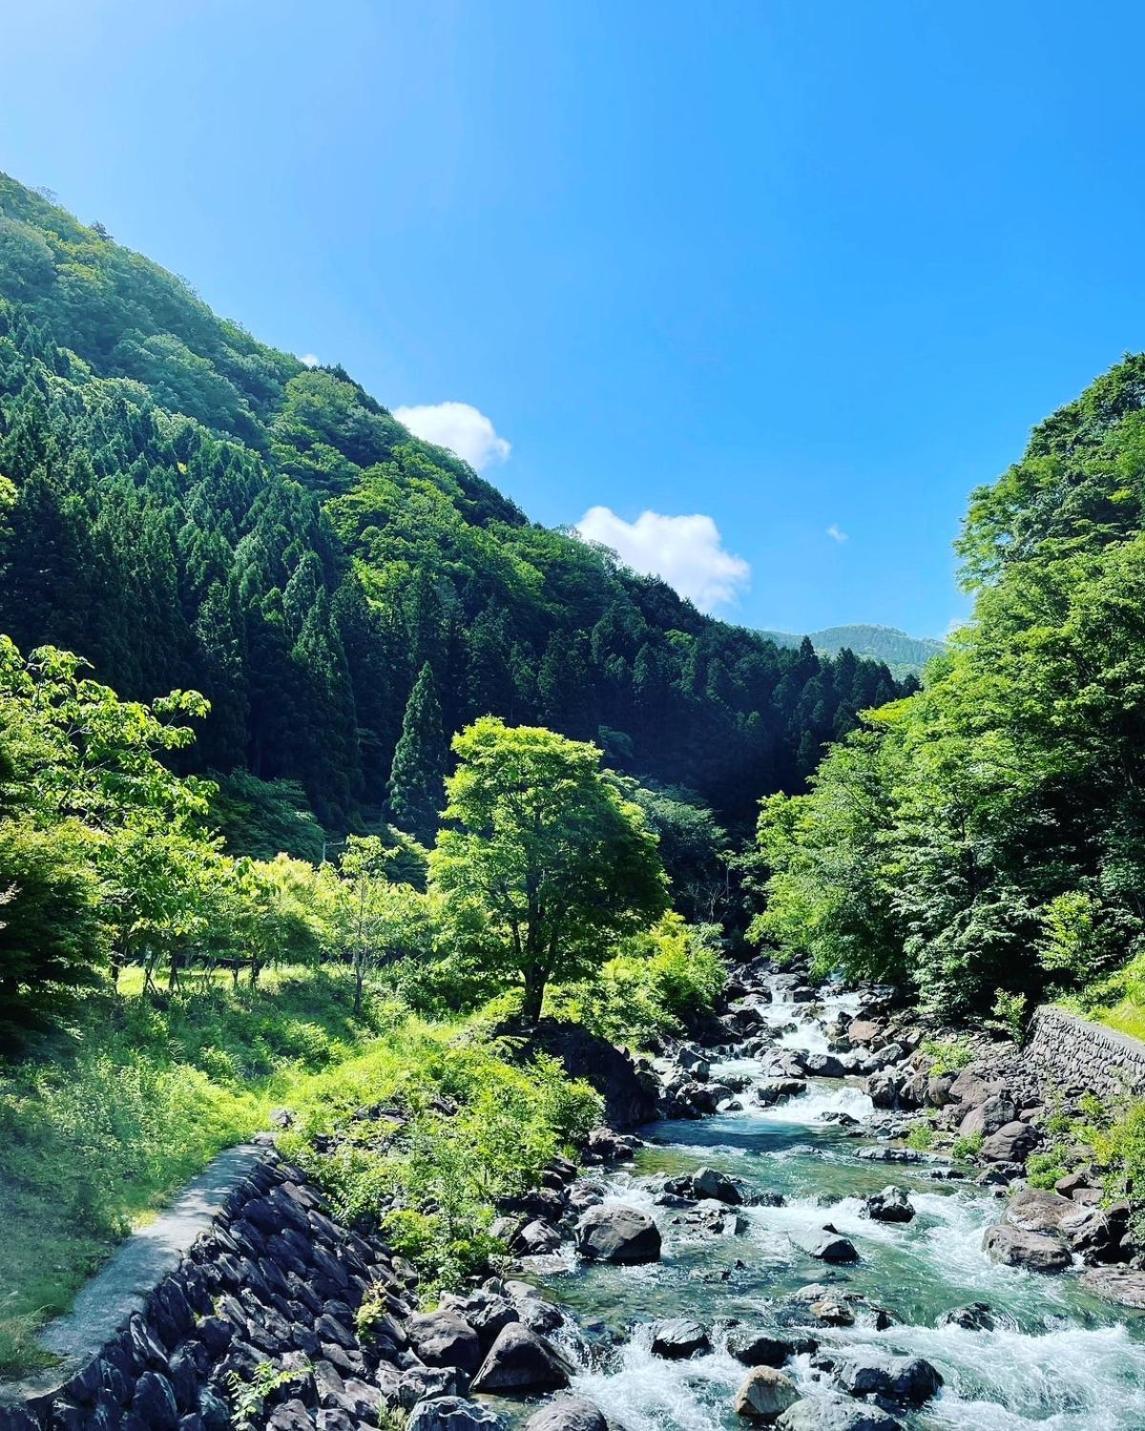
1024 1004 1145 1100
0 1144 420 1431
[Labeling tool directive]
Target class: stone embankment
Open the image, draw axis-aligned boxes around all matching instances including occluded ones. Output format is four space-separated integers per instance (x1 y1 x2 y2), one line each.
1024 1004 1145 1100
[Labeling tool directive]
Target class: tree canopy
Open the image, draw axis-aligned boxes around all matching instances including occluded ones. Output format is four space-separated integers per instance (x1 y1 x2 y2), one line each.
429 719 669 1022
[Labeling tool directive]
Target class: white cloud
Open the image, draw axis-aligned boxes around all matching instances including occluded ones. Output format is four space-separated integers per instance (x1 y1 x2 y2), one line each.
394 401 511 472
826 523 848 543
299 353 320 368
575 506 750 612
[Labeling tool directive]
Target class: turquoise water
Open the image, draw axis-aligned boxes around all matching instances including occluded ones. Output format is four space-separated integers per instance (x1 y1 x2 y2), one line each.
535 985 1145 1429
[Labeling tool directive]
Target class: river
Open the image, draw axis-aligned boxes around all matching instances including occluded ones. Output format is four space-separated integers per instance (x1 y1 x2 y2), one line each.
535 979 1145 1429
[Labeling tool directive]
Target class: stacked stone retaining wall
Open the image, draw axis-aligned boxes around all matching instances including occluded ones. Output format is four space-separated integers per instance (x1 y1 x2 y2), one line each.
1024 1004 1145 1100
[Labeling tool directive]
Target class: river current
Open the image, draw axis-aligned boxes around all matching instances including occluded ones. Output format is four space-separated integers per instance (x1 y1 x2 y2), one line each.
535 980 1145 1429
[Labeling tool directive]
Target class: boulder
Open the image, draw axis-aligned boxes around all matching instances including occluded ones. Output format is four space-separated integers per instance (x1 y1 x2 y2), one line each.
801 1052 848 1079
777 1399 904 1431
948 1068 1001 1106
980 1121 1040 1163
1062 1201 1129 1260
1005 1188 1073 1236
807 1296 855 1326
470 1323 573 1394
936 1301 994 1330
407 1311 483 1374
650 1318 711 1359
407 1398 509 1431
727 1331 803 1368
575 1204 661 1264
982 1223 1071 1273
957 1094 1017 1139
733 1366 799 1421
438 1291 520 1348
863 1187 914 1223
514 1219 563 1256
847 1019 882 1045
1080 1266 1145 1308
692 1167 747 1204
838 1355 942 1406
810 1233 859 1263
865 1071 900 1109
524 1398 609 1431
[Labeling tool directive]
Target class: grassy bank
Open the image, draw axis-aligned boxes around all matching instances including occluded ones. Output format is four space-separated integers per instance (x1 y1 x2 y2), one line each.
0 966 389 1376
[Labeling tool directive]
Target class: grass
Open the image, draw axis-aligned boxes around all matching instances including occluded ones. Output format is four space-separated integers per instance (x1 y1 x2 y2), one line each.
1090 998 1145 1044
0 966 387 1377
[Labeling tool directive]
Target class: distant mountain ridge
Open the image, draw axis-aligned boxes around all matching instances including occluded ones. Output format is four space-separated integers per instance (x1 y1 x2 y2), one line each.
758 624 944 679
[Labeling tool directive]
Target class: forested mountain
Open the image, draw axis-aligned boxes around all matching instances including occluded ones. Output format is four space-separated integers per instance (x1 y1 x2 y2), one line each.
758 624 944 679
0 174 905 831
756 354 1145 1018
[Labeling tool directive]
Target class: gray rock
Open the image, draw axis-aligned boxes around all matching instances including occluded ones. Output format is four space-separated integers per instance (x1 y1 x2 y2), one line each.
514 1219 563 1256
980 1121 1040 1163
575 1204 661 1264
982 1223 1071 1272
1080 1266 1145 1307
470 1322 573 1394
407 1311 483 1374
733 1366 799 1420
524 1397 609 1431
937 1301 994 1330
777 1398 904 1431
439 1290 520 1347
862 1187 914 1223
957 1094 1017 1139
727 1331 803 1367
650 1318 710 1359
810 1234 859 1263
1005 1188 1073 1235
692 1167 748 1204
407 1397 509 1431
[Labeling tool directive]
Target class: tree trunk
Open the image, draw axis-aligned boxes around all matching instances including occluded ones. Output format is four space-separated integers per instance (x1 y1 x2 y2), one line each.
521 968 546 1025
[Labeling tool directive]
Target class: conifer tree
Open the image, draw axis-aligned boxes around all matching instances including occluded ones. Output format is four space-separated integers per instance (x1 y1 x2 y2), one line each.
388 662 447 843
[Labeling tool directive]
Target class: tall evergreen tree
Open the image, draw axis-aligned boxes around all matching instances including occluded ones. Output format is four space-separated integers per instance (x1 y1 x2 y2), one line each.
388 662 447 844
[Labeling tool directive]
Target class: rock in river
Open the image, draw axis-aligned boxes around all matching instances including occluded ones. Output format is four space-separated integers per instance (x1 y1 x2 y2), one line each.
777 1399 904 1430
407 1310 483 1374
810 1232 859 1263
525 1397 609 1431
727 1330 809 1367
1080 1266 1145 1308
862 1186 915 1223
470 1322 573 1394
650 1317 711 1359
407 1398 508 1431
733 1366 799 1420
982 1223 1071 1272
575 1204 662 1263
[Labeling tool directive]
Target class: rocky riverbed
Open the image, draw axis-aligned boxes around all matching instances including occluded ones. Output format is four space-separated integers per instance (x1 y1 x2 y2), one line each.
8 963 1145 1431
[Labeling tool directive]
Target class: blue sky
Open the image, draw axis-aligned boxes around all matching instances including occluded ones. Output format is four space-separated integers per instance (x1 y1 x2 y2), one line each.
5 2 1145 638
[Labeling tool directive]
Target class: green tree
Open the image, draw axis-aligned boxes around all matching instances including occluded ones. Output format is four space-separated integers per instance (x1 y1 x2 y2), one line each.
429 718 669 1023
388 663 447 844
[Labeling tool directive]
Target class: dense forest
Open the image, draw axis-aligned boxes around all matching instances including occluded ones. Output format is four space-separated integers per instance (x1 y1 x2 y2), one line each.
758 624 945 680
755 354 1145 1023
0 174 905 840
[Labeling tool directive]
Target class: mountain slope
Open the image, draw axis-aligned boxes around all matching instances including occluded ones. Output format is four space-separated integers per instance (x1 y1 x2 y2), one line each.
0 174 905 829
758 623 943 678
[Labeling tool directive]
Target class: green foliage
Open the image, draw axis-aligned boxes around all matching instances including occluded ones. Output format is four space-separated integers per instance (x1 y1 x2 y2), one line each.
228 1358 313 1431
952 1132 984 1160
0 172 904 830
988 988 1030 1041
905 1123 935 1152
281 1017 602 1295
388 662 447 843
430 719 669 1022
752 355 1145 1016
0 965 384 1374
920 1037 975 1075
209 771 326 862
548 915 726 1048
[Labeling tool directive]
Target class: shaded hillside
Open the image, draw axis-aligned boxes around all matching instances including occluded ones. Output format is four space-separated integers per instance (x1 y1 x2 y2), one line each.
0 174 904 829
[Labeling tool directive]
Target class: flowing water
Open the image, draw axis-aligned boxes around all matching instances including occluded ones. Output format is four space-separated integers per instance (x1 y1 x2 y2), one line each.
535 981 1145 1428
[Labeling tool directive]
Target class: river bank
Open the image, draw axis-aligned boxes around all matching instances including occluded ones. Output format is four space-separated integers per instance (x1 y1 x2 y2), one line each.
8 962 1145 1430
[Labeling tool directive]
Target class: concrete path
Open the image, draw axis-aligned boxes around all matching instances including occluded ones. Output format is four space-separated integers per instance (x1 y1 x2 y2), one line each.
2 1140 271 1403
